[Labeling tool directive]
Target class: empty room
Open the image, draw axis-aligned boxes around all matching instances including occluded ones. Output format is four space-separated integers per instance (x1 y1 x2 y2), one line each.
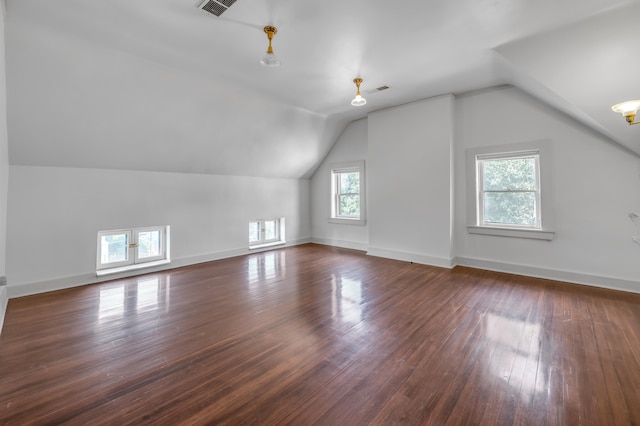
1 0 640 424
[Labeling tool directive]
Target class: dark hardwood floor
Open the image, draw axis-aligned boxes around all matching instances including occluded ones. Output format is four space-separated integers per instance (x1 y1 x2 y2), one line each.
1 243 640 425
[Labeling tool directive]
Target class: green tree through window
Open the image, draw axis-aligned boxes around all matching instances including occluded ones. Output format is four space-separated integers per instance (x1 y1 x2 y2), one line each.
330 161 365 224
338 171 360 217
478 154 540 227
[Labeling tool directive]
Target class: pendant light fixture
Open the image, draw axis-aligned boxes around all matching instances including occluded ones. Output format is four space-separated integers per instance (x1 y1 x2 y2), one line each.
351 78 367 106
611 100 640 125
260 26 281 67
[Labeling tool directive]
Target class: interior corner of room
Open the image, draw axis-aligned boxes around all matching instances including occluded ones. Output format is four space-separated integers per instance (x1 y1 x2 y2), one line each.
1 1 640 422
0 0 639 315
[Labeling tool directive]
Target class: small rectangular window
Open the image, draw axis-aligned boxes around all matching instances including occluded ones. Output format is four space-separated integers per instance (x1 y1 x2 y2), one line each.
330 161 366 225
99 230 132 268
249 221 261 244
135 227 166 262
97 226 170 275
336 170 360 218
249 218 285 249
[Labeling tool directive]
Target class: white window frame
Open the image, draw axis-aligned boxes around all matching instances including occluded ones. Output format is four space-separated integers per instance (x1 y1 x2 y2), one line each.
329 160 366 226
466 141 555 240
97 226 170 276
249 217 286 249
477 151 541 229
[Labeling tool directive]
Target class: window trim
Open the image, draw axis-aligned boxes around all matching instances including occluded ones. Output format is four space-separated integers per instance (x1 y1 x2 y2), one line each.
134 226 168 263
97 226 170 275
249 217 286 249
329 160 366 226
476 150 541 229
97 229 133 270
466 141 555 241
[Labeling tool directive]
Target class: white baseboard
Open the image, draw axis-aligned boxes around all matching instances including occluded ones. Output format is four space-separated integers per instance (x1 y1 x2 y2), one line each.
7 238 312 299
314 242 639 294
7 239 638 299
310 237 368 252
0 285 7 335
366 246 454 268
453 256 640 294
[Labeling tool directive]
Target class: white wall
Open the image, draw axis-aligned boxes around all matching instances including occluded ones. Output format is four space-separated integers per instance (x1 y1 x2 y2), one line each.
7 87 640 302
310 118 368 251
0 1 9 331
6 11 335 180
311 86 640 292
454 87 640 291
6 166 311 297
367 95 454 266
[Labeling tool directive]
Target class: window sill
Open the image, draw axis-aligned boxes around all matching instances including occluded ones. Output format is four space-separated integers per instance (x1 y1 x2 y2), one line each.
328 218 366 226
467 226 555 241
249 240 286 250
96 259 171 276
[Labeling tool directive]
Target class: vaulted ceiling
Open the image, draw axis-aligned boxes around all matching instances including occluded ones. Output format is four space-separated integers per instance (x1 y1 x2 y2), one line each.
5 0 640 178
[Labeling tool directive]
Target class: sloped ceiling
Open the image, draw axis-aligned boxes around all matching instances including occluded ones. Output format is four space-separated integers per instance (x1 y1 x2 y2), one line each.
5 0 640 178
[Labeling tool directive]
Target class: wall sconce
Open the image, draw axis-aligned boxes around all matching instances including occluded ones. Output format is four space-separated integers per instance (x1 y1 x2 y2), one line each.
611 100 640 125
351 78 366 107
260 26 280 67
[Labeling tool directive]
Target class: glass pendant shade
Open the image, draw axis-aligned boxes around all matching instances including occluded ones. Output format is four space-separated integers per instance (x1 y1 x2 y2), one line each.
351 78 366 107
351 95 367 106
612 100 640 125
611 100 640 115
261 26 280 67
260 52 281 67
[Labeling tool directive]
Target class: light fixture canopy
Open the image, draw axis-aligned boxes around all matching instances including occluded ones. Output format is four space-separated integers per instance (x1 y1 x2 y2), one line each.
260 25 281 67
351 78 367 107
611 100 640 125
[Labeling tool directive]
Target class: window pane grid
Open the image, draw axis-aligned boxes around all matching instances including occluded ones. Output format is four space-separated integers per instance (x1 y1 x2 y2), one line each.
100 233 129 264
137 231 161 259
264 220 278 241
477 153 541 228
332 166 362 220
249 218 283 246
249 222 261 243
338 194 360 217
97 226 169 271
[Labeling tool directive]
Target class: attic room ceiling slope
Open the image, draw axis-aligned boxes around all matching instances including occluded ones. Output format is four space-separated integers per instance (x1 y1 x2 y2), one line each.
4 0 640 179
496 1 640 156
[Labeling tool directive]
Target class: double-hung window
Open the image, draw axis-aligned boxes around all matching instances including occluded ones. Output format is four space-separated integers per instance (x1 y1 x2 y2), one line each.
330 161 366 225
466 142 554 240
97 226 170 275
477 151 541 228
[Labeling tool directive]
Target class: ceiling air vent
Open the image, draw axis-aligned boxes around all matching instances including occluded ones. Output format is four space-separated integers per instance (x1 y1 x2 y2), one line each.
364 85 390 95
198 0 238 17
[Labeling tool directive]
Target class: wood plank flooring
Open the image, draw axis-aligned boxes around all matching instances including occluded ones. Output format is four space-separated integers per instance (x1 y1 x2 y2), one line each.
1 243 640 425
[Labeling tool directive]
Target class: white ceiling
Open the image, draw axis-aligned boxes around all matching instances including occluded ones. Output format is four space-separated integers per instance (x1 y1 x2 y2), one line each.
5 0 640 178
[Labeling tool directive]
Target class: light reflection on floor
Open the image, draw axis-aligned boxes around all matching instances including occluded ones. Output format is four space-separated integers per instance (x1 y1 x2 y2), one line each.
484 313 546 399
98 276 171 322
247 251 284 288
331 275 363 324
98 286 125 320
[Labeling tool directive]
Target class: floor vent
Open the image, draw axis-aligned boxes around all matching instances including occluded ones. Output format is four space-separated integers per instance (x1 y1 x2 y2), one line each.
198 0 238 17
